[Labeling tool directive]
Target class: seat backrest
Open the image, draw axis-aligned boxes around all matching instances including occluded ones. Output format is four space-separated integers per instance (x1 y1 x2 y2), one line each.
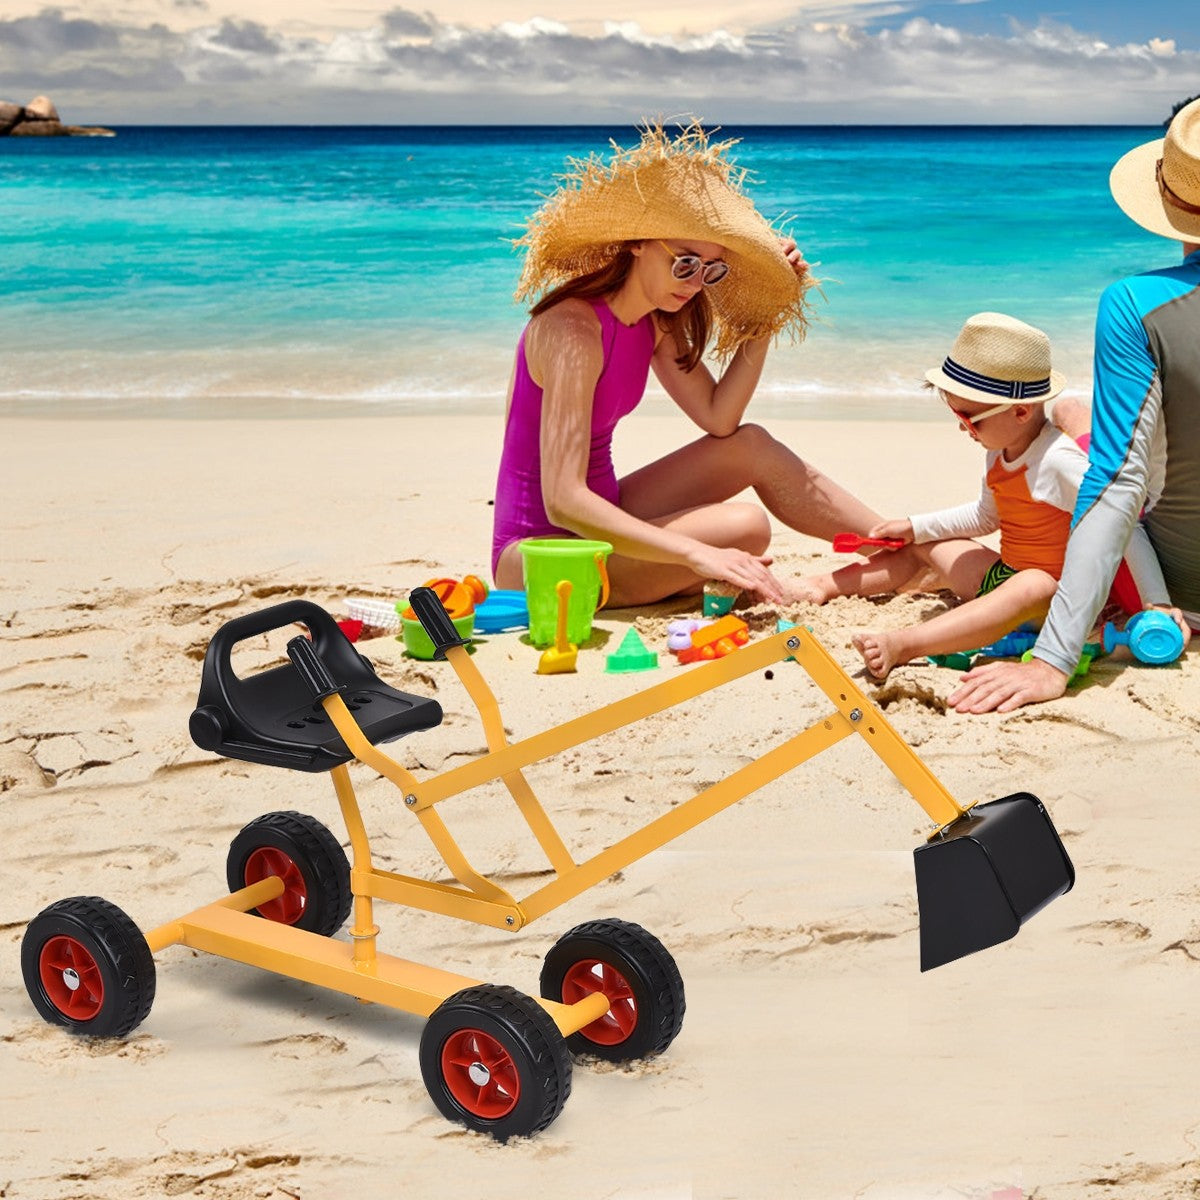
189 600 441 772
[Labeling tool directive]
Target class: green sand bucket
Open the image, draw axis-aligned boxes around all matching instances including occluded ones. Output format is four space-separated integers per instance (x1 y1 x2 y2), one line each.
519 538 612 648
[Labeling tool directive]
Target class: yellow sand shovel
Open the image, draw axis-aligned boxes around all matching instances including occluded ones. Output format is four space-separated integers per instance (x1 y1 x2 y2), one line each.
537 580 577 674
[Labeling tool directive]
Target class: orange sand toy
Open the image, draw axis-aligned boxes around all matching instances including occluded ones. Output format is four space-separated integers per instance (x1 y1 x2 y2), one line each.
677 614 750 664
401 575 488 622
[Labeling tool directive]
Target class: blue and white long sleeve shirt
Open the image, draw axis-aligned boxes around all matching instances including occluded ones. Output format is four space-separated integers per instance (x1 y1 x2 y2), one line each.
1034 249 1200 674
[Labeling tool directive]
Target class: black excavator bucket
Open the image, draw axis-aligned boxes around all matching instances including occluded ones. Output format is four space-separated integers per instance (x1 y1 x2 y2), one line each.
914 792 1074 971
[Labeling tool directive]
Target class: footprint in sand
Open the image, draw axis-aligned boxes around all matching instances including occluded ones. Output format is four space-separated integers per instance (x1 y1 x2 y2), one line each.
5 1022 168 1064
584 1055 673 1078
256 1032 348 1059
1161 938 1200 962
1071 918 1151 945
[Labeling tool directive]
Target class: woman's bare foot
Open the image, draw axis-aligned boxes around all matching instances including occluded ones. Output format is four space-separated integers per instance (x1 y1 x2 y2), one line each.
852 630 909 681
786 572 839 605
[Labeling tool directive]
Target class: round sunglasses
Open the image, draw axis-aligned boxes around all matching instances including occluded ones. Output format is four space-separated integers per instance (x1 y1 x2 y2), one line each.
656 240 730 286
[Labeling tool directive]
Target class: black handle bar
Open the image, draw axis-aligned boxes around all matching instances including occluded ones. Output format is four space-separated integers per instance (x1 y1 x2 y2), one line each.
409 586 471 660
287 635 341 703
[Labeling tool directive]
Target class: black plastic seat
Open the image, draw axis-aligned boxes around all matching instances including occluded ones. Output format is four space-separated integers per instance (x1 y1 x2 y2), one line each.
189 600 442 773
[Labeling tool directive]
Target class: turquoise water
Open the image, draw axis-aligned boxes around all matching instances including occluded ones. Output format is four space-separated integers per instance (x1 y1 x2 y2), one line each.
0 125 1176 415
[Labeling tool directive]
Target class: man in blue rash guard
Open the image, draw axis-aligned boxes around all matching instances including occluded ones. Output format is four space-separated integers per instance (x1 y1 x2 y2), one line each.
950 99 1200 714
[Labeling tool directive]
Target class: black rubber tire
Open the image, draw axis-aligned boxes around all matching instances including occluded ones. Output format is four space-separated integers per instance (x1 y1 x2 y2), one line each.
540 918 686 1061
226 810 351 938
22 896 156 1038
420 984 572 1141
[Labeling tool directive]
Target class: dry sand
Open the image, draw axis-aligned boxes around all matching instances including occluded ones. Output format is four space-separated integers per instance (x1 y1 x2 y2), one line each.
2 413 1198 1200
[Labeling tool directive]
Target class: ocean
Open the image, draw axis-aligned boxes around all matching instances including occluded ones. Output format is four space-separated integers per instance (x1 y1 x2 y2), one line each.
0 124 1175 418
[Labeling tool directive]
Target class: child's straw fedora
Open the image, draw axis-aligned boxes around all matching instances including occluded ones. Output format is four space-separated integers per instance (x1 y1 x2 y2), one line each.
925 312 1065 406
515 121 809 359
1109 96 1200 242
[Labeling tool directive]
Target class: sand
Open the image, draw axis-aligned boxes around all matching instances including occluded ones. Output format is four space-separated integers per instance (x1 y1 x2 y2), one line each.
2 412 1198 1200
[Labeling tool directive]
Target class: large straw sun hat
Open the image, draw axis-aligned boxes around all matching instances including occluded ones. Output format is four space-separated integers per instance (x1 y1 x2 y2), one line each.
1109 96 1200 242
514 122 810 359
924 312 1065 406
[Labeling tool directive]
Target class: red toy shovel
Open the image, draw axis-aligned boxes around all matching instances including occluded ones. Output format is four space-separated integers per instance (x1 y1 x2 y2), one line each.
832 532 907 554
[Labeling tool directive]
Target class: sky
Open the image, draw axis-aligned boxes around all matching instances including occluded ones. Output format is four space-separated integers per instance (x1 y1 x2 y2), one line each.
0 0 1197 124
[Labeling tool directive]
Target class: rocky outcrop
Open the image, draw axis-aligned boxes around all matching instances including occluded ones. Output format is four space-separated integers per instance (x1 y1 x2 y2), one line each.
10 120 68 137
0 94 114 137
24 94 59 121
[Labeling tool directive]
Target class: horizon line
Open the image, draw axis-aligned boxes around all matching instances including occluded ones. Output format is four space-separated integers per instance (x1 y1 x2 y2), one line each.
24 120 1163 129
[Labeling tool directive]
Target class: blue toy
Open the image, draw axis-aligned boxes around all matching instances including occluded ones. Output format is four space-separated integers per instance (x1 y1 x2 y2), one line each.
931 628 1112 679
930 629 1102 677
977 630 1038 659
1102 610 1185 665
927 629 1037 671
473 590 529 634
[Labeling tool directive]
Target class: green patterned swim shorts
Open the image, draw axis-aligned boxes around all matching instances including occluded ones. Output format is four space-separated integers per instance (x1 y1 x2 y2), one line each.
976 559 1019 597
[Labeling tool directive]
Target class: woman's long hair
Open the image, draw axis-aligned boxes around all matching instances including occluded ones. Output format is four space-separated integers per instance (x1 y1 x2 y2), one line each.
529 244 712 372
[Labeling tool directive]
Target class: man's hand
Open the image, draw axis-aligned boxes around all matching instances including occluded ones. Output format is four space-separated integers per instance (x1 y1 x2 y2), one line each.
947 656 1070 714
1146 604 1193 651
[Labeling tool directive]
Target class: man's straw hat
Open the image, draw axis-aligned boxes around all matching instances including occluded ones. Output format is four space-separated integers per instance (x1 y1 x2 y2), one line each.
515 122 809 359
924 312 1065 407
1109 96 1200 242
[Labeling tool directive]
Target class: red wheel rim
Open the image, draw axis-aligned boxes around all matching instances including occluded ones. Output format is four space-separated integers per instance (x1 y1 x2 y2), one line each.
440 1028 521 1119
39 935 105 1021
561 958 637 1045
244 846 307 924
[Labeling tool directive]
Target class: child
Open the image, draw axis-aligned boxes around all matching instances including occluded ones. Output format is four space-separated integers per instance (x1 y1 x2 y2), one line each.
793 312 1165 680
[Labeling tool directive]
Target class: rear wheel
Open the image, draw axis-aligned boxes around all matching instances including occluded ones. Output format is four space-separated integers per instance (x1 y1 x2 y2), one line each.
22 896 156 1038
420 984 571 1140
541 918 685 1061
226 811 351 937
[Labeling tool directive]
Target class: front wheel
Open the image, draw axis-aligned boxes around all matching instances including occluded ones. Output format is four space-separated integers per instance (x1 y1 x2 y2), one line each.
540 918 685 1061
420 984 572 1140
226 810 351 937
22 896 156 1038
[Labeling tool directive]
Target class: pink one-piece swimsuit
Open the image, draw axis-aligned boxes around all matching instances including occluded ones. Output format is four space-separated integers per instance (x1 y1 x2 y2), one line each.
491 298 656 576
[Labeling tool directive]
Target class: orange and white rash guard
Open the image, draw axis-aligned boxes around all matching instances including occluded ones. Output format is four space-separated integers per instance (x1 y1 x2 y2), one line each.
908 422 1165 589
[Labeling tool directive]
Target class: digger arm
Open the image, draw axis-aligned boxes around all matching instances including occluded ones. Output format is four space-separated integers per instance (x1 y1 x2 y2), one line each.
777 629 969 833
406 584 969 833
303 598 1070 968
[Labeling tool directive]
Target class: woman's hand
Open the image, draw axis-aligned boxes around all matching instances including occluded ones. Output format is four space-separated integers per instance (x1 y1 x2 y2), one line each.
687 543 784 604
778 237 809 283
868 518 914 544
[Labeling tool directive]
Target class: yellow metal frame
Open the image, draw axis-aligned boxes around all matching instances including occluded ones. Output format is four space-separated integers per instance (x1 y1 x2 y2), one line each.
146 625 970 1034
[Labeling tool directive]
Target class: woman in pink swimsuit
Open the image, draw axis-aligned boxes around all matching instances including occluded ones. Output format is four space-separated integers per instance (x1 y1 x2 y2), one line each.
492 124 879 607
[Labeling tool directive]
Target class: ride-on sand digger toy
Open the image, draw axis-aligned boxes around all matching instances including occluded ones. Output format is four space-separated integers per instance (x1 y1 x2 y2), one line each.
22 589 1074 1140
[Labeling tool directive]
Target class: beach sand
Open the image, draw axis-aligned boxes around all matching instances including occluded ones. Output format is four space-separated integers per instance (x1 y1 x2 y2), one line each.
3 412 1198 1200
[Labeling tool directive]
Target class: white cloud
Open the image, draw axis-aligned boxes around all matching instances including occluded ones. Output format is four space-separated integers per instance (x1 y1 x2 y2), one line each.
496 18 571 39
0 5 1194 124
